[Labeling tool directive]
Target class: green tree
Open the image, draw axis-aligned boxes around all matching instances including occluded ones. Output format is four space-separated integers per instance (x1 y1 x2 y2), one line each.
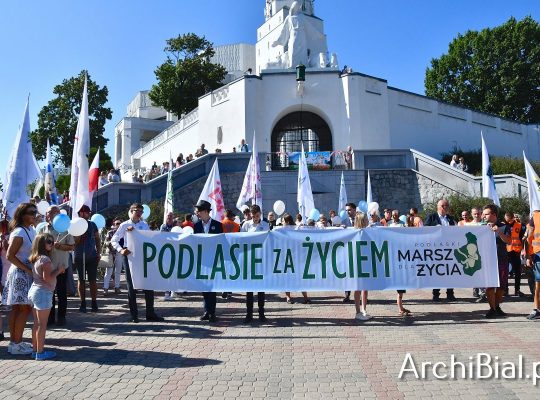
425 16 540 123
30 70 113 166
149 33 227 117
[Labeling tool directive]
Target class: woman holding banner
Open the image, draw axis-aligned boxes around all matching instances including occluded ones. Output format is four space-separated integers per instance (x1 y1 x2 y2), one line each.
353 212 372 321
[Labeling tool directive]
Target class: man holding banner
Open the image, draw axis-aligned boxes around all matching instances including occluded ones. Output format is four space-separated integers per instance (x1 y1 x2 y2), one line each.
240 205 269 323
194 200 223 322
112 203 164 323
425 199 457 302
482 204 511 319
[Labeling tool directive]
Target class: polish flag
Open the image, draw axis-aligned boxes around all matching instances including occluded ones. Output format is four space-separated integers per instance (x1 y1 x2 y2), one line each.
89 148 100 193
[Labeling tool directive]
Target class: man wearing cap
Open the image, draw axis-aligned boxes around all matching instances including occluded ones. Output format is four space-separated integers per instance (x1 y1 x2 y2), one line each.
111 203 164 323
194 200 223 322
74 205 101 313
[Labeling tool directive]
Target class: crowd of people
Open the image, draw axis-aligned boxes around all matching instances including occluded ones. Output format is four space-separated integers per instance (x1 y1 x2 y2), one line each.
1 195 539 361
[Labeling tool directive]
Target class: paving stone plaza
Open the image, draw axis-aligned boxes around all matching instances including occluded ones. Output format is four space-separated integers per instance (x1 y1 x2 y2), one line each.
0 284 538 399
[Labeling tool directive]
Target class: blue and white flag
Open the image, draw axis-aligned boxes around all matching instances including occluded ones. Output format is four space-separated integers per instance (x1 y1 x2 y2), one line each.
366 170 373 204
481 132 500 206
524 152 540 213
44 139 58 204
3 98 42 217
338 172 347 212
297 142 315 222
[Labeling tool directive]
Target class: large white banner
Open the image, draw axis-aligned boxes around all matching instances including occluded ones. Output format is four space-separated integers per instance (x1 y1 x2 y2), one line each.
127 227 499 292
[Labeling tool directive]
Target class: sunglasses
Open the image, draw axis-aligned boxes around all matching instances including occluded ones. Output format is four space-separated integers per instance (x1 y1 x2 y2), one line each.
45 239 54 245
131 209 143 213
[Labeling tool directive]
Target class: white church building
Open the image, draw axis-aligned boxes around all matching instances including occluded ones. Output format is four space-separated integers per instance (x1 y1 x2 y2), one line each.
115 0 539 177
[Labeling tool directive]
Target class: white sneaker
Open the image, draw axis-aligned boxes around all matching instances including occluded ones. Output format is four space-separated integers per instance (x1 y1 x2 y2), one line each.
355 311 373 321
10 342 33 355
7 342 14 354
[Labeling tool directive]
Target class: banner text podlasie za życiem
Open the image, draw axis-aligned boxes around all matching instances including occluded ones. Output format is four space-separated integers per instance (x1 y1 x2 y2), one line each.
126 226 499 291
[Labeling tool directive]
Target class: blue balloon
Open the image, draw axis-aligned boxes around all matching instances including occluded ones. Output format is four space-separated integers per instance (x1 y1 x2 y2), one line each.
52 214 70 233
399 215 407 224
309 208 320 221
358 201 368 213
91 213 106 229
142 204 151 220
339 210 347 221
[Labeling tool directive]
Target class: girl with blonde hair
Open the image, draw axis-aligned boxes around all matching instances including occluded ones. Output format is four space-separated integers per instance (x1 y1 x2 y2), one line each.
28 233 65 360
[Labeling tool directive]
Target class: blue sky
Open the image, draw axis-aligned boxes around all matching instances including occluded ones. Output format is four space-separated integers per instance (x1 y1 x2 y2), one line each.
1 0 539 180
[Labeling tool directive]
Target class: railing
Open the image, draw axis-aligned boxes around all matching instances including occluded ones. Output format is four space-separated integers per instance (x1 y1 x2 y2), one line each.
139 108 199 156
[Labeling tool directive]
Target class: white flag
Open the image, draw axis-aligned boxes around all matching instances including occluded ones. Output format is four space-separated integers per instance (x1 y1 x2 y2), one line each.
163 170 174 224
44 139 58 204
481 132 500 206
524 152 540 212
3 98 42 217
70 77 91 213
297 143 315 222
236 135 262 212
366 170 373 204
198 159 225 221
338 172 347 212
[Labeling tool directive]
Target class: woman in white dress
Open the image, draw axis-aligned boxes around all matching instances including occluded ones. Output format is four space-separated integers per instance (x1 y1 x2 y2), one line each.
2 203 37 355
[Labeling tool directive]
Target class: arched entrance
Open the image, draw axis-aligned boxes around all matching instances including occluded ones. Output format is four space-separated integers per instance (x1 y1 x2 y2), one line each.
271 111 332 169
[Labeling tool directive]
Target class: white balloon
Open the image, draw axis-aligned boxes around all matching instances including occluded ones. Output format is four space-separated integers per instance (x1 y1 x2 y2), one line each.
37 200 50 216
171 226 184 233
368 202 379 215
60 209 68 215
273 200 286 215
68 217 89 236
182 226 194 235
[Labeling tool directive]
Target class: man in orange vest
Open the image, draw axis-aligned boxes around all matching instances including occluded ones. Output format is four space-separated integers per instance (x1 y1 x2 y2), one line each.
504 212 525 297
525 210 540 320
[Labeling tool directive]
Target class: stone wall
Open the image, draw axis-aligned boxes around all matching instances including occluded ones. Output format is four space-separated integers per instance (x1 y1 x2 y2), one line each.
366 170 460 212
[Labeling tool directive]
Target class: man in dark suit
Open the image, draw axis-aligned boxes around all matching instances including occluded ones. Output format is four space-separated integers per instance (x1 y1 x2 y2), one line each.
424 199 458 302
193 200 223 322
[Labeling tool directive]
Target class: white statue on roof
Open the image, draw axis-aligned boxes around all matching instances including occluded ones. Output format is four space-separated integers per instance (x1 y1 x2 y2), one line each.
271 1 325 68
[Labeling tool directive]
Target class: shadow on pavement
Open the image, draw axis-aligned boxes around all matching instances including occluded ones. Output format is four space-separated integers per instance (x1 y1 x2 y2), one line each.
55 347 222 368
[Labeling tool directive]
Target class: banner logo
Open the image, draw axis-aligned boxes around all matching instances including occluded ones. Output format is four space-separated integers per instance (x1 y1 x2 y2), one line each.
454 232 482 276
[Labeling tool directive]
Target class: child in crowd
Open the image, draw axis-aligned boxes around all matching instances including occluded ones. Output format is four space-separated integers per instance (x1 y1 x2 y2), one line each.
28 233 65 360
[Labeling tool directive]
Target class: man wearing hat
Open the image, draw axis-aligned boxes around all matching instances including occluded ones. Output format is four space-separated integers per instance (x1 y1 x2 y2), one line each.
74 205 101 313
111 203 164 323
194 200 223 322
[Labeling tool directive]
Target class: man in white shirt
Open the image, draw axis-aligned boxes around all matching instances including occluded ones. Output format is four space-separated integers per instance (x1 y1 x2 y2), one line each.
241 205 269 323
111 203 164 323
238 139 250 153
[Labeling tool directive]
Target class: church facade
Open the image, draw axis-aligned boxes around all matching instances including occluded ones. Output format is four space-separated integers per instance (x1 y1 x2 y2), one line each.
116 0 539 174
